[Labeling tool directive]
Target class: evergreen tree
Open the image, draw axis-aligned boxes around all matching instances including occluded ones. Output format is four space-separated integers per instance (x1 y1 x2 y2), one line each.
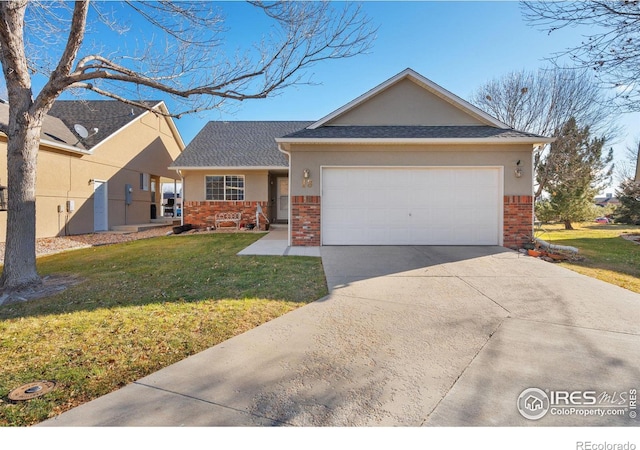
615 179 640 225
537 117 614 229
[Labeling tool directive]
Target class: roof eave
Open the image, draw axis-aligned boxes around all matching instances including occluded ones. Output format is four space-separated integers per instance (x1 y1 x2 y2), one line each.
40 139 93 155
275 137 556 146
0 132 93 155
169 165 288 171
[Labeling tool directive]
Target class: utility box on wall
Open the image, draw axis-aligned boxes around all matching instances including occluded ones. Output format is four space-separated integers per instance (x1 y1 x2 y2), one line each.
125 184 133 205
0 181 6 211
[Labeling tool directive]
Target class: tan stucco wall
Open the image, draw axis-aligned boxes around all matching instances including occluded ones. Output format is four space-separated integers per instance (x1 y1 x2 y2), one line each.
85 112 182 179
181 170 270 202
328 79 486 127
0 111 183 242
287 143 534 197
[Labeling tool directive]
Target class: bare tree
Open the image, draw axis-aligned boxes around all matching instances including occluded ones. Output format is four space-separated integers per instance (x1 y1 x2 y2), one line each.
521 1 640 111
0 0 376 291
471 67 618 198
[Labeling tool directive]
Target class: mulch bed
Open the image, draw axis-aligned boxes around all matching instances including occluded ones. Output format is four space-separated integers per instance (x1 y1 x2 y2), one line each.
0 226 175 265
0 224 268 265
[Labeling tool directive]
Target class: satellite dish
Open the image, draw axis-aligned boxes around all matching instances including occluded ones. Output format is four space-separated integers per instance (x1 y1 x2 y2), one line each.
74 124 89 139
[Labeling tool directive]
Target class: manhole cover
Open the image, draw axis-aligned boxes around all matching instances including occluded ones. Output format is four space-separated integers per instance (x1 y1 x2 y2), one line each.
8 381 56 401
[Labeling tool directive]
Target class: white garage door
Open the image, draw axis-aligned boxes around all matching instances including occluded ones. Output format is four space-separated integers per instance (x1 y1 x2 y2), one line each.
322 167 503 245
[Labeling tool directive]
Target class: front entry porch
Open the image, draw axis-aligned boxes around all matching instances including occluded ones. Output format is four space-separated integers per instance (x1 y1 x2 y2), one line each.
236 224 320 257
110 217 179 233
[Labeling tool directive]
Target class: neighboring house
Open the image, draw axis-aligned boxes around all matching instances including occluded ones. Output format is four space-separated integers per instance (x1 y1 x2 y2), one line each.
173 68 554 248
0 100 184 242
162 192 182 217
595 194 620 208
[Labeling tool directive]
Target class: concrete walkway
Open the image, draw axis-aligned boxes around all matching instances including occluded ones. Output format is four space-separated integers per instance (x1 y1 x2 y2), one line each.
236 225 321 257
40 246 640 426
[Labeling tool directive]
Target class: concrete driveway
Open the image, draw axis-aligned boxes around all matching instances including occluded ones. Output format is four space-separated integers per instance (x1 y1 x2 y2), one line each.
41 246 640 426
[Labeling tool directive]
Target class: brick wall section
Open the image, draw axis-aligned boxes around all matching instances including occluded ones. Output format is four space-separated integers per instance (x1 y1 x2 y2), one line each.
291 195 321 246
503 195 533 249
186 196 532 247
184 201 271 230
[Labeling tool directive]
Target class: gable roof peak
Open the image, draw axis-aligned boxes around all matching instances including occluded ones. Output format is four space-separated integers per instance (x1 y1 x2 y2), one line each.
308 68 510 130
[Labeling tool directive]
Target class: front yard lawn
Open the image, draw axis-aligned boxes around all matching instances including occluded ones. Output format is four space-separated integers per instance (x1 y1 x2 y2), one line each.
537 223 640 294
0 233 328 426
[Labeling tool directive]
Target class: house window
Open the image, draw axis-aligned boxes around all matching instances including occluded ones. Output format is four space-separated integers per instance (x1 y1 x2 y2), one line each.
140 173 150 191
205 175 244 201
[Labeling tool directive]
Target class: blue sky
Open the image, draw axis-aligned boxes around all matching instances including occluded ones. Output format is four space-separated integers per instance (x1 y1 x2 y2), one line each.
172 1 637 186
190 0 589 127
46 1 637 191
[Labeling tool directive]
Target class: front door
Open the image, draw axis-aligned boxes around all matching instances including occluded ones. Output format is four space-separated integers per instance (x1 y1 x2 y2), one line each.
276 177 289 222
93 180 108 232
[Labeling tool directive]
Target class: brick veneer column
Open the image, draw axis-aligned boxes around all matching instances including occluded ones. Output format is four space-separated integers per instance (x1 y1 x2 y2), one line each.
503 195 533 249
291 195 321 246
184 201 270 230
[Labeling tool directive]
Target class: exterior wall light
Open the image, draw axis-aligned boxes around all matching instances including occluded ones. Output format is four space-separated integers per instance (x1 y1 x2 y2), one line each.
302 168 312 188
515 160 523 178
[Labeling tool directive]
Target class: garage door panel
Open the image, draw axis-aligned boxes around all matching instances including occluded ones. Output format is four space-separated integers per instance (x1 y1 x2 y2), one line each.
413 226 455 245
426 169 450 186
322 167 502 246
409 207 431 223
385 189 411 206
382 170 406 186
323 209 359 226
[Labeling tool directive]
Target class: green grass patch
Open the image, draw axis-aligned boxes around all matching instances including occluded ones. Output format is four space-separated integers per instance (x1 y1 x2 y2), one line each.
0 233 328 426
536 223 640 293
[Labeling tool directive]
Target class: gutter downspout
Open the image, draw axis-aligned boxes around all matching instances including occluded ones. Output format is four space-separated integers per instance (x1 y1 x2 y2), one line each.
277 144 292 247
176 169 184 227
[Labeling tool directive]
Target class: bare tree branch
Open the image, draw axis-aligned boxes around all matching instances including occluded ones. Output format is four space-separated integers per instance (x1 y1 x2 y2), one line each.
0 0 376 291
34 1 89 111
471 66 619 198
522 1 640 111
0 0 31 97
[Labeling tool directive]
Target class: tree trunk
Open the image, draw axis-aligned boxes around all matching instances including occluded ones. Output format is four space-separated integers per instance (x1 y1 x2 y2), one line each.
0 108 43 291
563 220 574 230
0 1 43 291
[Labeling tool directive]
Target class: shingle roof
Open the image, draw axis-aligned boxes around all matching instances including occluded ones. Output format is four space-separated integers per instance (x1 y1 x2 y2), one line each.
171 121 313 168
48 100 161 149
282 125 548 140
0 102 86 149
